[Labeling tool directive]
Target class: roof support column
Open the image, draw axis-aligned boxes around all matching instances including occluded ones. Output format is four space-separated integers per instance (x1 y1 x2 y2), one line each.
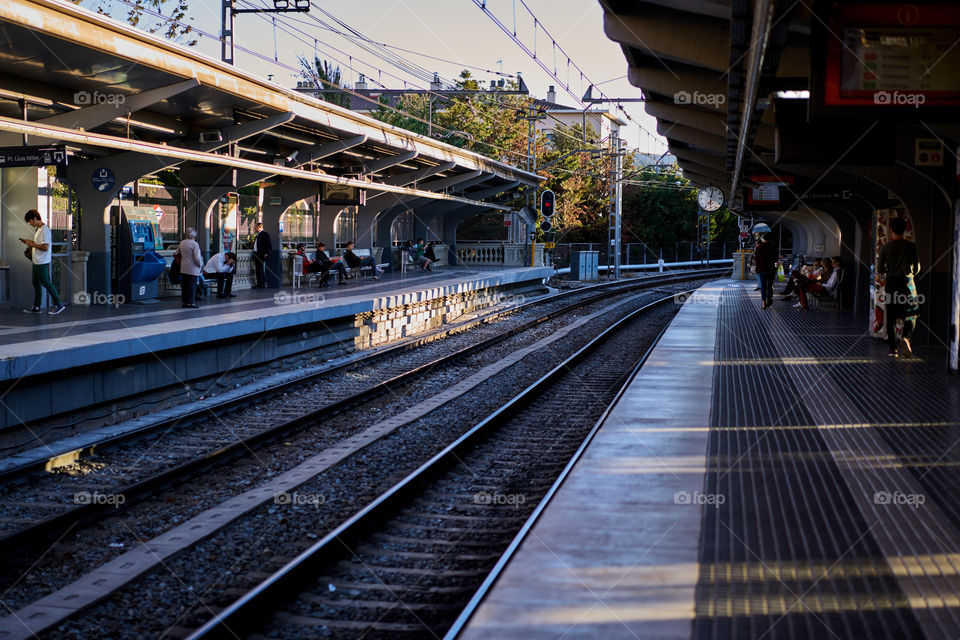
260 181 318 288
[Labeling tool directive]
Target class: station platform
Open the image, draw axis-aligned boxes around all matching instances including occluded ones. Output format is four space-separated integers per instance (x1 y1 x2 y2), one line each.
457 280 960 640
0 266 551 434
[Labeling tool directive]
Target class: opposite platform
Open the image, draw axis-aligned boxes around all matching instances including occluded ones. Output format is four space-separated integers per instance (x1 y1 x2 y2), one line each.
0 266 551 433
457 280 960 640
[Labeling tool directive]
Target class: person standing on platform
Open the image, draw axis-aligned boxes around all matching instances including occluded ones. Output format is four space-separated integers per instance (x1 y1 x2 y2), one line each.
20 209 65 315
754 232 777 310
179 228 203 309
252 222 272 289
202 251 237 298
879 217 921 358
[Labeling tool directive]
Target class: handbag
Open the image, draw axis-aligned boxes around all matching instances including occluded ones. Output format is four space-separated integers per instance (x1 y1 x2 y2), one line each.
168 250 182 284
24 246 32 260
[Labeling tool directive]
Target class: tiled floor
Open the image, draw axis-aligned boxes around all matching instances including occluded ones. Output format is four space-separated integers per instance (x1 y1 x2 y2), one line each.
457 281 960 640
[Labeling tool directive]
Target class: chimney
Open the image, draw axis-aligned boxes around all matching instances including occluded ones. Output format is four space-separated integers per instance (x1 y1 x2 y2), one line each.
355 74 367 90
430 72 442 91
546 85 556 103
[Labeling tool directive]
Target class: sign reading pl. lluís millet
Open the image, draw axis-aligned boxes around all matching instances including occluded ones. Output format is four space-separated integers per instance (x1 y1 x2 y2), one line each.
0 145 67 167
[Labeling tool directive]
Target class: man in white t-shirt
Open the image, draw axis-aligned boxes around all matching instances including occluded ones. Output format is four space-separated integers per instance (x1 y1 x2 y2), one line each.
20 210 65 315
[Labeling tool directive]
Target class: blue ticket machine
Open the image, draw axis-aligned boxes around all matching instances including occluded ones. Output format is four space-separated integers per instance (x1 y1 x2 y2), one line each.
112 206 167 303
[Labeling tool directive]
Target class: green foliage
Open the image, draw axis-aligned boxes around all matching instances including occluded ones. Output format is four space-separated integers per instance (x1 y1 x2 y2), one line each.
300 57 351 108
621 165 737 246
69 0 196 44
372 70 529 166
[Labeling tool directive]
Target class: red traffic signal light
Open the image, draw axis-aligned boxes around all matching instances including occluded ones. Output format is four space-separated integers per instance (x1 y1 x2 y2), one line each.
540 190 555 218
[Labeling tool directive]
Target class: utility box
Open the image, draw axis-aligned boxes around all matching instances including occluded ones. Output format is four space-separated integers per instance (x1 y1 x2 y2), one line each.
570 250 599 280
733 250 754 280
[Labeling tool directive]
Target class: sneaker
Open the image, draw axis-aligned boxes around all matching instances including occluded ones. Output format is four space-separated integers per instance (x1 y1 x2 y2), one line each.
372 276 381 281
793 302 802 308
888 350 899 358
48 304 66 315
23 306 41 313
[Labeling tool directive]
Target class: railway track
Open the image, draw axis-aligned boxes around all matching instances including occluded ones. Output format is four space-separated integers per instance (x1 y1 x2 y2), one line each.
0 269 725 560
188 291 682 640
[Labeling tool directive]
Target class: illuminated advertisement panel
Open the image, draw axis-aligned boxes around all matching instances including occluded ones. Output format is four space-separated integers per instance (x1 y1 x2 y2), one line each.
823 3 960 107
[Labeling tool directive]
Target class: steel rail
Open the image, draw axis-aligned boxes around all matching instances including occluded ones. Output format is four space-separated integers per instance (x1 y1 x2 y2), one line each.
0 270 726 556
187 290 687 640
443 316 676 638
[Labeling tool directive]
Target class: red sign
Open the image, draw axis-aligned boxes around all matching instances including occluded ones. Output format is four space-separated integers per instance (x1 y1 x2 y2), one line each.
503 219 512 226
746 175 795 205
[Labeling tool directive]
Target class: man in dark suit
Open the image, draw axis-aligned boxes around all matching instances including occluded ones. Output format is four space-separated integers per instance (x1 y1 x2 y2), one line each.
252 222 272 288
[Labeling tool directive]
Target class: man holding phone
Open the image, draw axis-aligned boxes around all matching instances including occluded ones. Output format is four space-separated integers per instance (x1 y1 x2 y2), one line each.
20 209 65 315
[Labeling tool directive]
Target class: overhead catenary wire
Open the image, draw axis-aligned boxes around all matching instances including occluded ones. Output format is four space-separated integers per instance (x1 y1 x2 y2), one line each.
108 0 530 162
469 0 665 150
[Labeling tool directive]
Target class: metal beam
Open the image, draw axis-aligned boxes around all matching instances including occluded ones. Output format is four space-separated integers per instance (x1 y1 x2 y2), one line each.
289 134 367 166
40 78 199 131
195 111 296 153
421 169 484 192
0 115 511 210
465 180 521 201
730 0 777 207
380 161 455 187
452 173 495 193
364 149 419 175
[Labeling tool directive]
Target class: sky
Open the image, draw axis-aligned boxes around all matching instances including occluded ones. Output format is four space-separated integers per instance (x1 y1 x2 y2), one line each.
141 0 667 154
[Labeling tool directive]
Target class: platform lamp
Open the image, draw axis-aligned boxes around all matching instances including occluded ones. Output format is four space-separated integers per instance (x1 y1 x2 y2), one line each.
221 0 311 65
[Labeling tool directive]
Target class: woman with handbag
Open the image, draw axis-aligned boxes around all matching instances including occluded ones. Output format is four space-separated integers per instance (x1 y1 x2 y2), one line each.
178 228 203 308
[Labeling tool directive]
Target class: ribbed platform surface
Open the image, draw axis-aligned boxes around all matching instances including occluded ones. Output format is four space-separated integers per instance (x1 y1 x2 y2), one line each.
457 280 960 640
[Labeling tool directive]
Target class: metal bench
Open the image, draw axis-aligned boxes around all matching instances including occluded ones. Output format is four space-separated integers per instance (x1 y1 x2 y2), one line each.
341 248 388 279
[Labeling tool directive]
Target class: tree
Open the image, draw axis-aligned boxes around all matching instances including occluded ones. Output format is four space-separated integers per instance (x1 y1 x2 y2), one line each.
299 57 351 108
69 0 196 44
537 123 610 241
620 165 738 259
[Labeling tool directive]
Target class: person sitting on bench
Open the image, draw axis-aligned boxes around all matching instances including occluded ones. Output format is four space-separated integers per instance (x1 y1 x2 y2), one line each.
795 257 841 310
312 242 333 287
331 241 382 283
202 251 237 298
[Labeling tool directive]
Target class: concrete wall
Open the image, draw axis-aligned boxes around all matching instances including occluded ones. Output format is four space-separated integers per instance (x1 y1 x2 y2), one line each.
0 270 551 447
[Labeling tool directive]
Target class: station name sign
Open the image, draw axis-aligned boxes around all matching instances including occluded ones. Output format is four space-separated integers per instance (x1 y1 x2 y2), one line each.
0 145 68 168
